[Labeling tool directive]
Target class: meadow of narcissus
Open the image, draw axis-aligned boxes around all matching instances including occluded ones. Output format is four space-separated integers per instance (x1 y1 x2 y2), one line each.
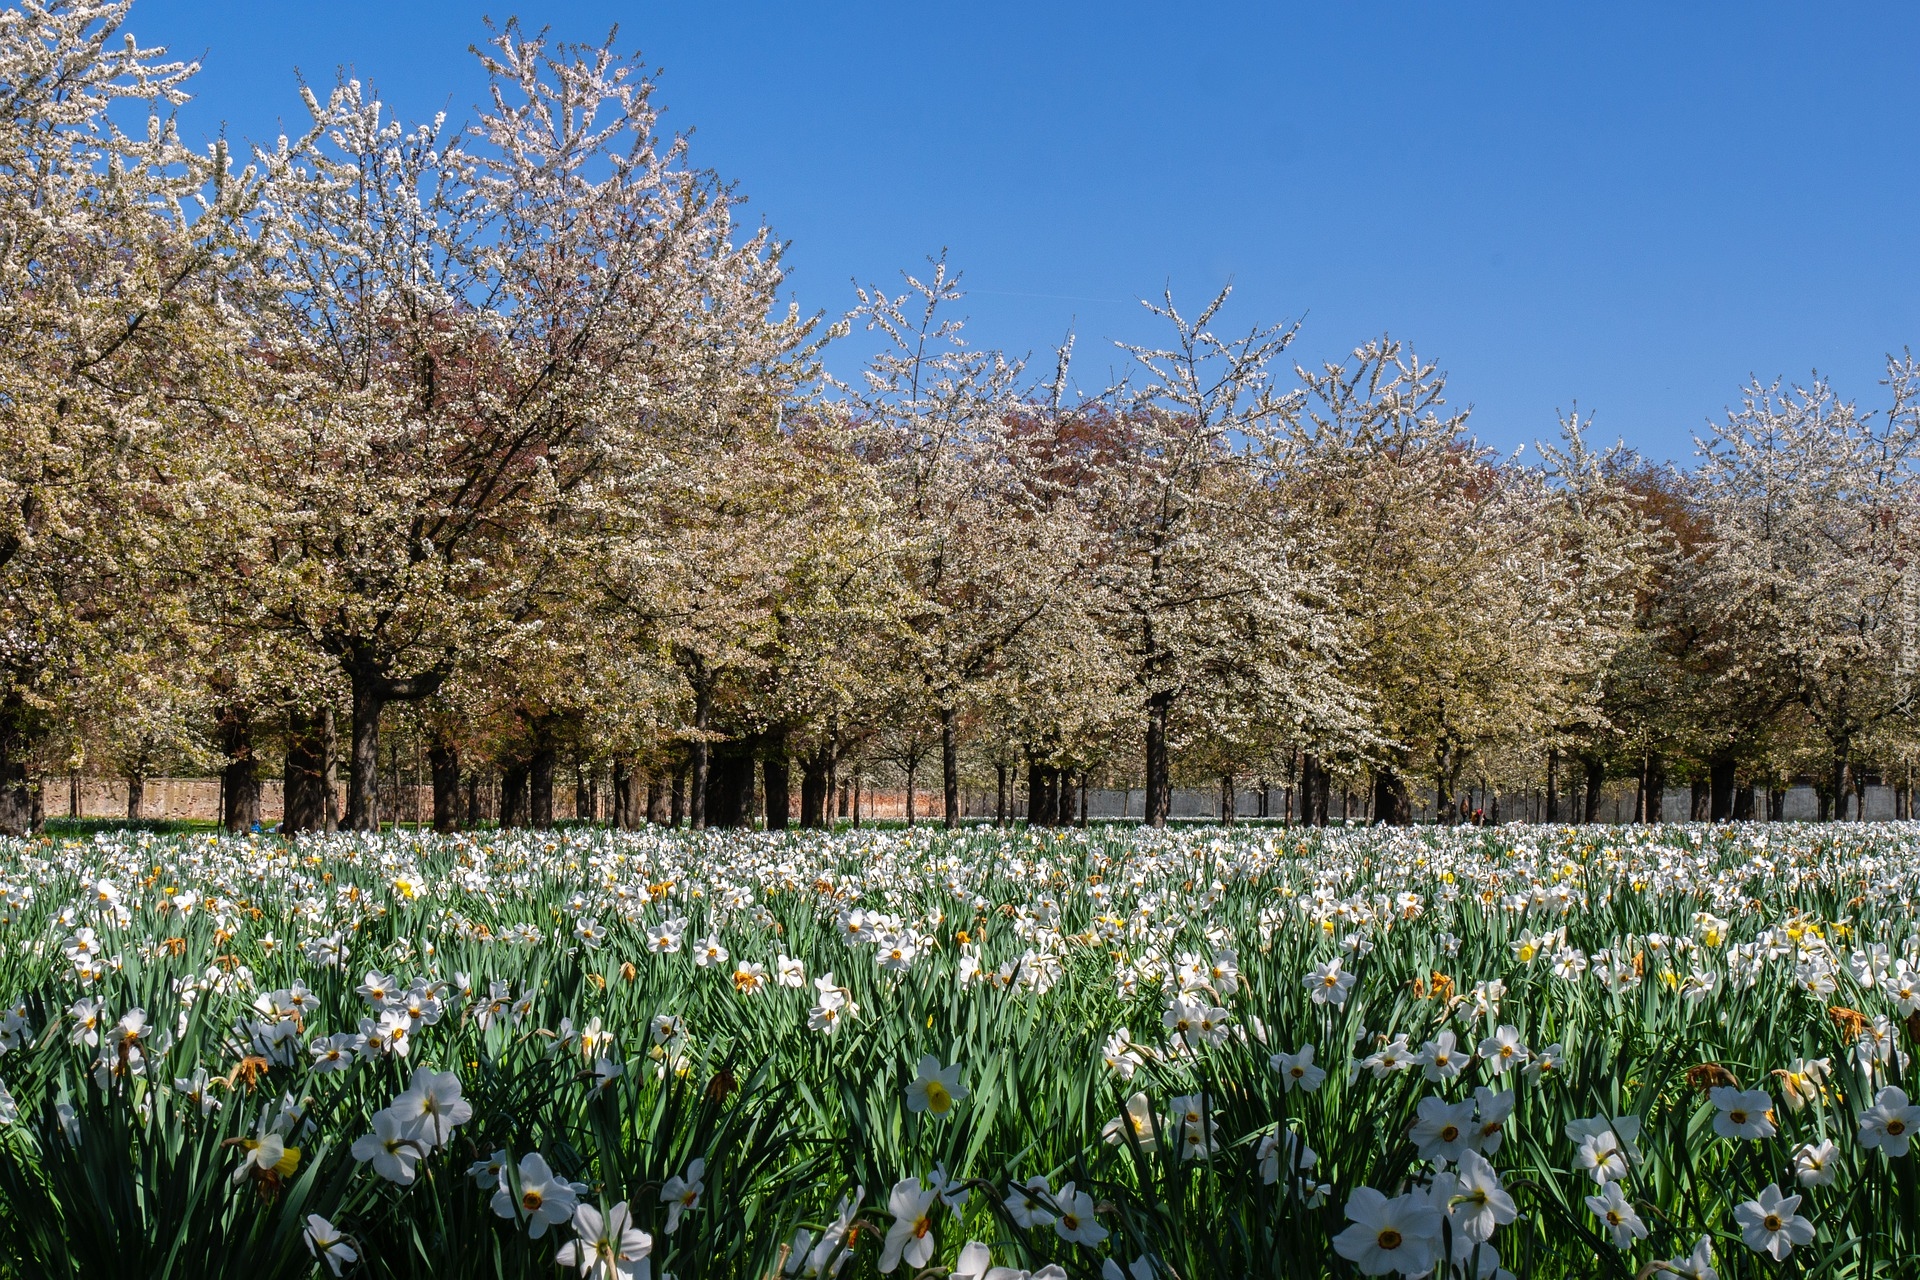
0 823 1917 1279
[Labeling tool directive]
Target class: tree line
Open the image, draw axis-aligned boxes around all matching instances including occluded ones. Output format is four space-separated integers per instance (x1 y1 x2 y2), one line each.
4 1 1917 836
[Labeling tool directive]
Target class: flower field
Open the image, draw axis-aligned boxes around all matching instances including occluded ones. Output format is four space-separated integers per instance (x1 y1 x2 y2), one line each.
0 824 1918 1279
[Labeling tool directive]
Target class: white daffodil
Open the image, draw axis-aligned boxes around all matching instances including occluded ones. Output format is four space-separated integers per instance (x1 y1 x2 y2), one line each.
1269 1044 1326 1092
1732 1184 1814 1261
492 1151 582 1239
879 1176 939 1274
303 1215 358 1277
350 1109 421 1185
1859 1085 1920 1156
1584 1181 1647 1249
1332 1187 1443 1277
905 1053 968 1116
555 1201 653 1280
1793 1138 1839 1186
1709 1086 1777 1140
660 1157 706 1234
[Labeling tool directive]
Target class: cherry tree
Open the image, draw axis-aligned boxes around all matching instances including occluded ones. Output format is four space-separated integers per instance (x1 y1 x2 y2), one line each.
229 24 805 828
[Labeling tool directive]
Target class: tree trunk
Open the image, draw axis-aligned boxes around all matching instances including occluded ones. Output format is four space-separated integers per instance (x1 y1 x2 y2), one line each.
612 760 635 829
346 672 386 832
1690 778 1710 821
1144 688 1173 828
688 680 712 830
995 762 1008 827
670 762 686 828
1300 753 1330 827
465 772 483 827
703 742 754 829
530 746 556 828
940 706 960 829
283 708 328 834
218 703 260 834
764 729 791 831
1545 748 1560 823
1645 753 1665 822
127 774 144 822
905 755 918 828
1733 784 1755 821
1220 774 1236 826
799 751 828 829
1371 768 1412 826
1768 785 1786 822
318 705 339 831
1582 756 1604 824
646 774 666 825
429 739 461 833
500 761 530 828
1709 753 1736 822
575 763 593 824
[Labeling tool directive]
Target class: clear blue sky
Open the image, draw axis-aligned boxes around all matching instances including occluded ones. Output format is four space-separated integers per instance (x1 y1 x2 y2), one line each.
138 0 1920 461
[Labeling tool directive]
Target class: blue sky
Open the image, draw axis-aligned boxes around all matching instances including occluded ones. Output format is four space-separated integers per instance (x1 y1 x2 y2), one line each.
137 0 1920 460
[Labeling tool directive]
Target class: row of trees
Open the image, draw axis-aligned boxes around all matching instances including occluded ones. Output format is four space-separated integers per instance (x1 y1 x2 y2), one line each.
4 1 1917 835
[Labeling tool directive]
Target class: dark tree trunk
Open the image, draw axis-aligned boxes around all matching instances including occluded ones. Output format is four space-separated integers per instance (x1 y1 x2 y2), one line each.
764 729 791 831
1220 774 1236 826
127 774 144 822
1768 785 1786 822
688 679 712 830
529 746 556 828
318 705 339 831
218 704 260 834
500 761 530 828
465 772 482 827
1144 688 1173 828
1583 757 1605 824
612 760 636 829
1691 778 1710 821
1300 753 1330 827
800 751 828 829
1733 784 1756 821
1545 748 1560 823
343 661 445 832
703 741 754 829
284 708 329 834
1645 753 1666 822
1027 757 1062 827
1709 753 1736 822
669 762 686 828
429 739 461 833
995 762 1008 827
940 706 960 829
1371 768 1412 826
575 763 594 824
646 774 666 825
347 673 384 832
2 697 46 831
